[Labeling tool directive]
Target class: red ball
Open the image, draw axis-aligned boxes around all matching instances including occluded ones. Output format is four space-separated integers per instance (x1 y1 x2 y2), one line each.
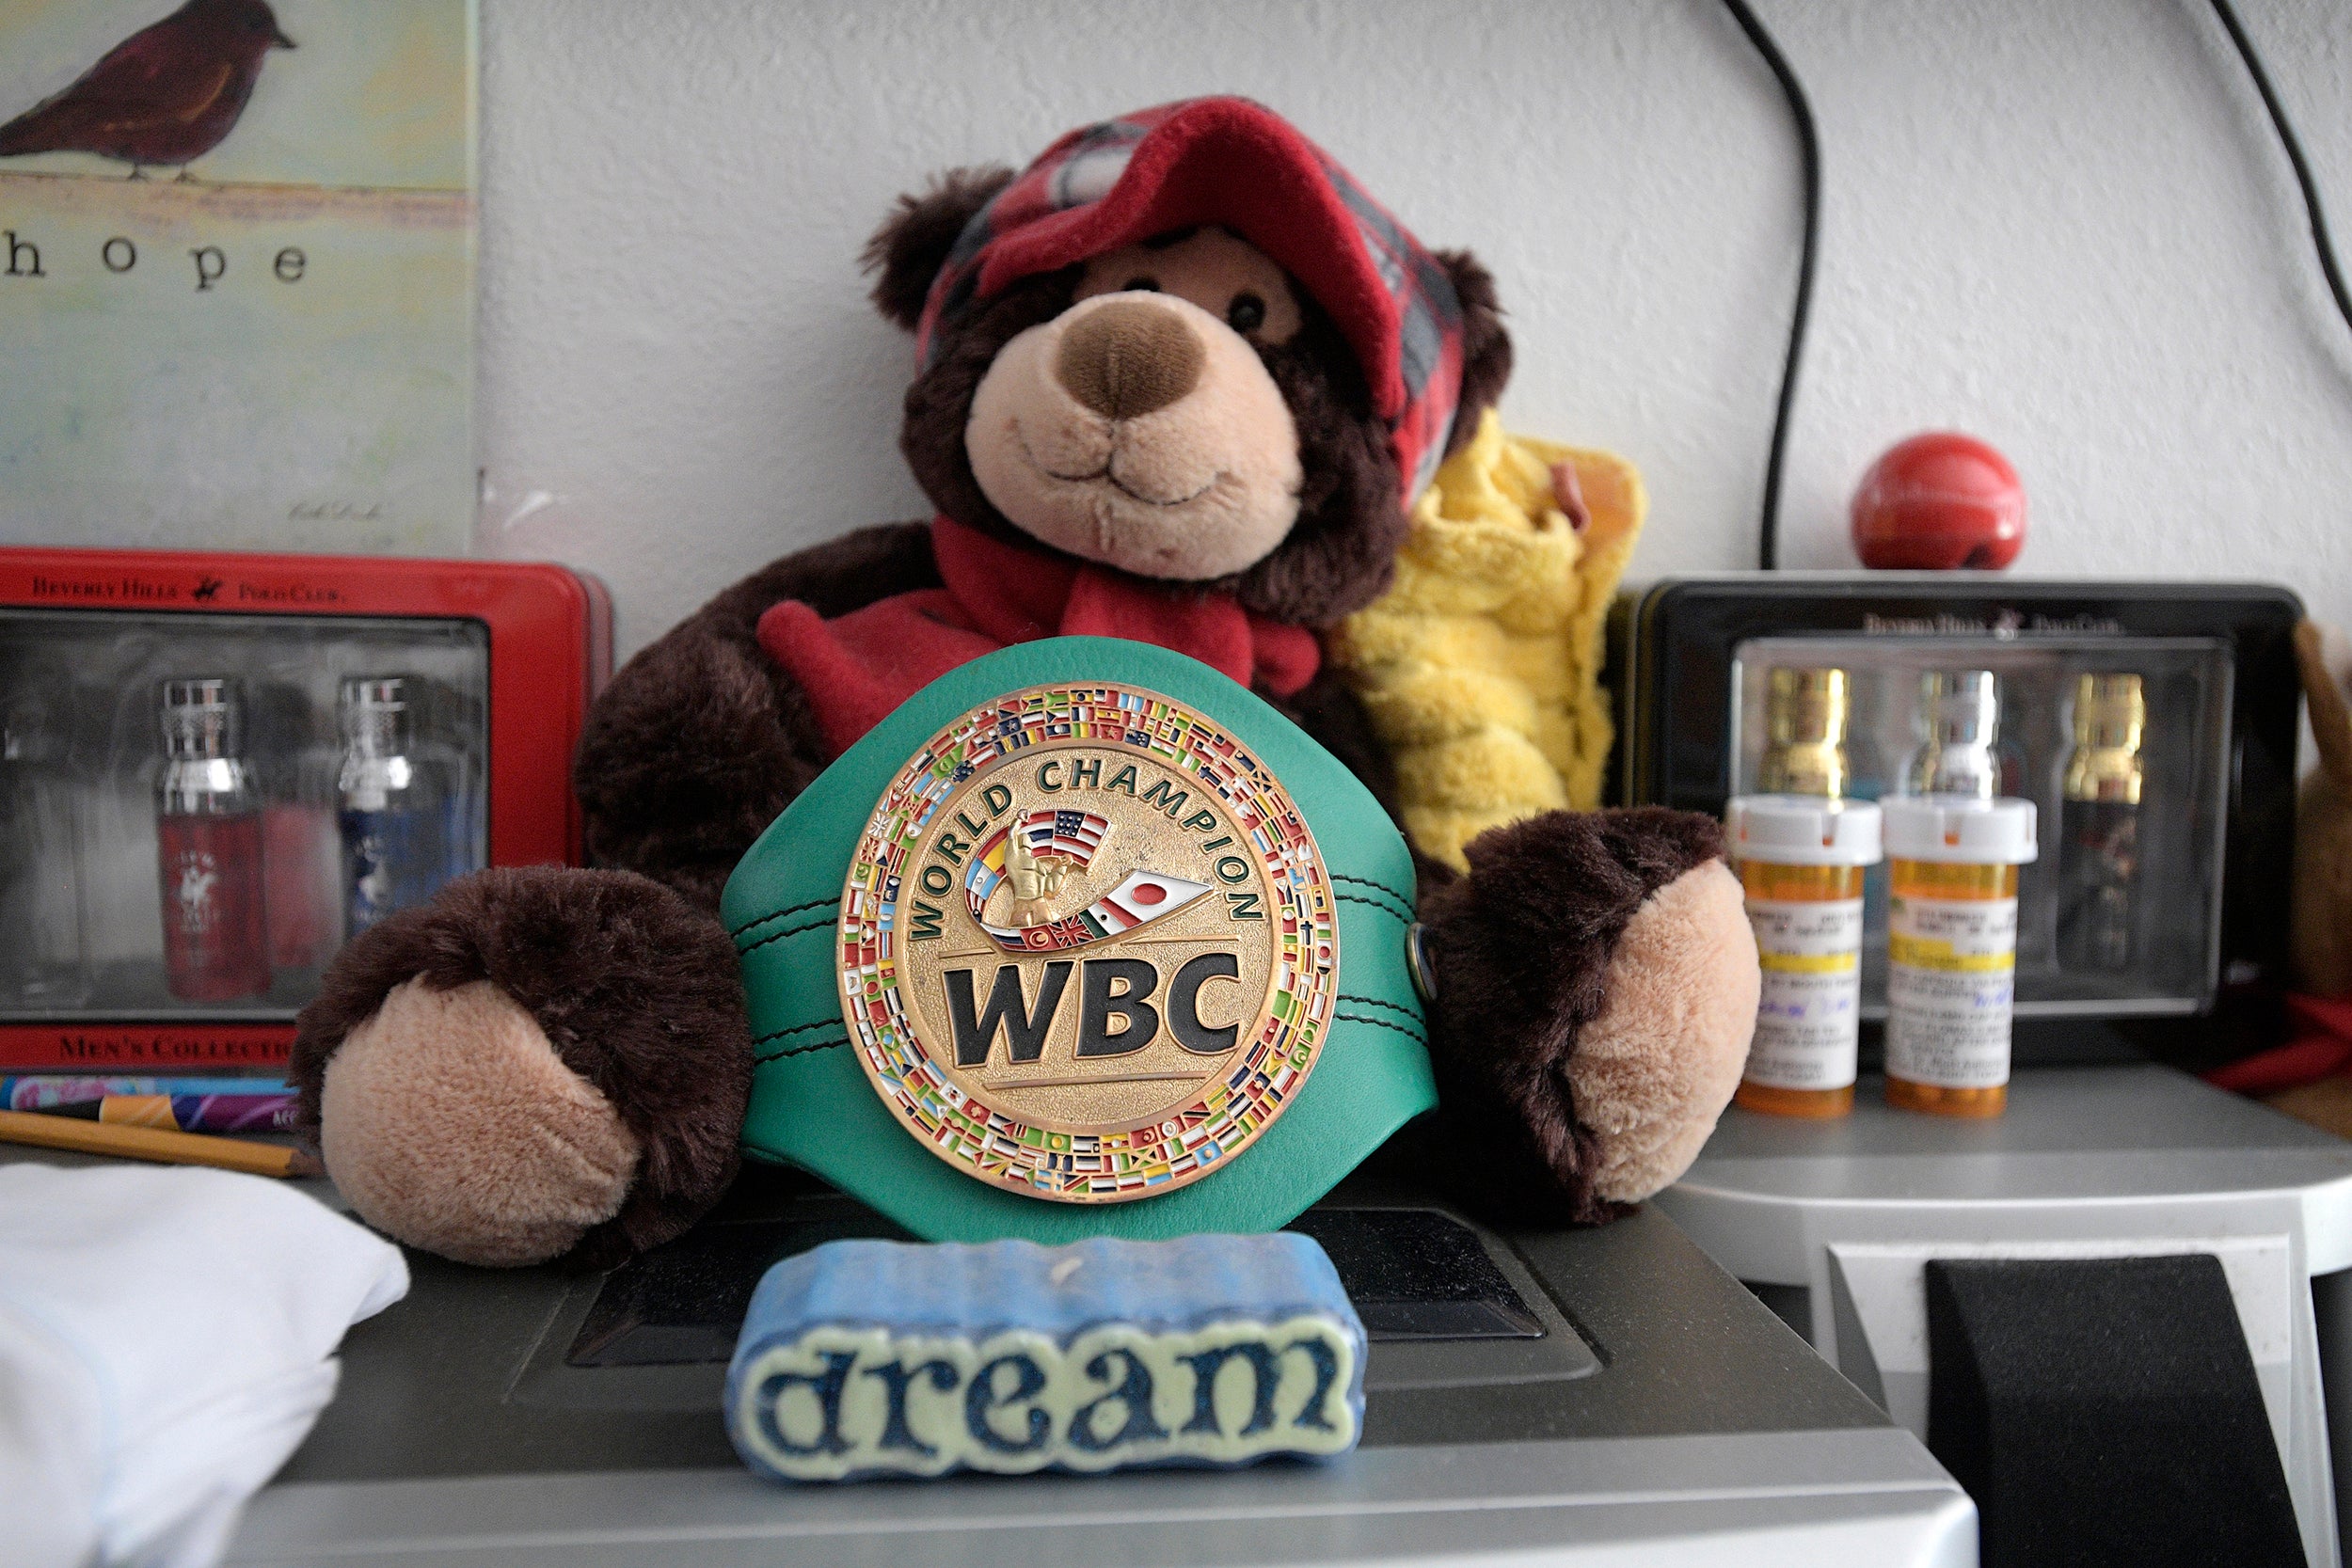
1851 432 2026 570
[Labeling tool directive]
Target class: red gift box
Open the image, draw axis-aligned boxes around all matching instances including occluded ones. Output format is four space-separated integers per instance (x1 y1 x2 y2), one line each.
0 547 609 1072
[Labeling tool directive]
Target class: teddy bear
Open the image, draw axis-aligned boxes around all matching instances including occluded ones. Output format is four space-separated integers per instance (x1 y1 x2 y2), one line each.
291 98 1758 1269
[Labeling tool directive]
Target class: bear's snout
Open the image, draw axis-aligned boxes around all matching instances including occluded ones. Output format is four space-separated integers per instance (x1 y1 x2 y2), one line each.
1056 297 1206 420
963 289 1304 583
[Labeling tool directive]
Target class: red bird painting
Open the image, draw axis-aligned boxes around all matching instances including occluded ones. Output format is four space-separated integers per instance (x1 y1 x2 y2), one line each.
0 0 296 181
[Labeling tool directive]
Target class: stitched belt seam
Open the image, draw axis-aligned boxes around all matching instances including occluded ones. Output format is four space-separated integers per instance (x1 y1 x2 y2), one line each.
754 1035 849 1066
751 1019 842 1047
730 895 841 939
739 915 837 956
1339 992 1419 1020
1335 1010 1429 1046
1336 891 1413 926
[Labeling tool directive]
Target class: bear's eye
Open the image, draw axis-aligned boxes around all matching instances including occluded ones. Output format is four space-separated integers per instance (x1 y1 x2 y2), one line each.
1122 276 1159 293
1227 293 1266 334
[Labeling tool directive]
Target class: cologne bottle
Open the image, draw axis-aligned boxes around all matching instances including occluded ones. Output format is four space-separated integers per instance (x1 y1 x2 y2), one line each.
338 677 450 938
1902 671 2001 800
0 691 91 1009
2058 673 2145 972
1756 667 1850 797
156 678 272 1003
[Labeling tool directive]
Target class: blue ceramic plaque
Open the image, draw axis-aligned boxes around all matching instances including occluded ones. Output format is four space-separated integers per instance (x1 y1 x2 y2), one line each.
725 1231 1365 1481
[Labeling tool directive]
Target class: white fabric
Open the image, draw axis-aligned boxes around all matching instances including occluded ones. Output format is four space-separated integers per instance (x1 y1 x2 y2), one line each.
0 1163 408 1568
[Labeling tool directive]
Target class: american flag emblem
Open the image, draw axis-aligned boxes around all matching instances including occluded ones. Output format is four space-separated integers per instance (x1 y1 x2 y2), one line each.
961 807 1210 952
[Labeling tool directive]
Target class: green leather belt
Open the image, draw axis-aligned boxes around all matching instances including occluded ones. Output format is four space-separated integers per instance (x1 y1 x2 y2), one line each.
721 637 1435 1244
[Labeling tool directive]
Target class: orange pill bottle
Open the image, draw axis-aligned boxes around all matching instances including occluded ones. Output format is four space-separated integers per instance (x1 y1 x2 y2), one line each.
1880 796 2039 1117
1725 796 1883 1118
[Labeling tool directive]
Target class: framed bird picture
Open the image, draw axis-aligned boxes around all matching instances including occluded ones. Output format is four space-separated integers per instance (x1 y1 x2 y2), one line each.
0 0 476 556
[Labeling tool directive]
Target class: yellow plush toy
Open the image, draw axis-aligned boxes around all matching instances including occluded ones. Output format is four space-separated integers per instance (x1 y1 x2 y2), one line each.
1329 409 1645 869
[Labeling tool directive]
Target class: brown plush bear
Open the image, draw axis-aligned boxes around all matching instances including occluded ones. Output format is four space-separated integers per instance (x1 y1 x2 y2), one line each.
293 99 1757 1269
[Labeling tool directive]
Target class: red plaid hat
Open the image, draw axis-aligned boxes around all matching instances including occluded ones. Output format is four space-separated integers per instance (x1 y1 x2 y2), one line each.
915 97 1467 503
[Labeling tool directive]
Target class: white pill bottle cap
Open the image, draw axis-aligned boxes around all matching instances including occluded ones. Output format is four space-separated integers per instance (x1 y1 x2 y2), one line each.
1881 794 2039 864
1724 795 1883 866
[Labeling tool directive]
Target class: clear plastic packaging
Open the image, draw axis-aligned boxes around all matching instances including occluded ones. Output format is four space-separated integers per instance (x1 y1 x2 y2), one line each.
1728 636 2231 1019
0 610 488 1024
2057 673 2145 973
252 680 343 977
0 683 91 1009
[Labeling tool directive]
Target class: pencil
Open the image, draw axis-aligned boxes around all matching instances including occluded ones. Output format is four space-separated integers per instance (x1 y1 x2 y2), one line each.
91 1093 300 1133
3 1076 293 1103
0 1108 322 1179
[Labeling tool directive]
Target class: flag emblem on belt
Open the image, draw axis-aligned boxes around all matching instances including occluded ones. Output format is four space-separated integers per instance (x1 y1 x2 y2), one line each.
961 809 1213 953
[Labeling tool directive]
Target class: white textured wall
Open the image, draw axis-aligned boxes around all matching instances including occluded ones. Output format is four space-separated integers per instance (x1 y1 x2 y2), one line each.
473 0 2352 657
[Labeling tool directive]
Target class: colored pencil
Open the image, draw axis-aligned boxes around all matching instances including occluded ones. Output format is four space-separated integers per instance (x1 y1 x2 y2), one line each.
0 1108 321 1178
82 1093 300 1132
2 1076 293 1107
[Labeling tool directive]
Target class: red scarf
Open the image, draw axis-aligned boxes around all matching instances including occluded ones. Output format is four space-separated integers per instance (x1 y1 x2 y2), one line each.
2204 993 2352 1097
756 517 1322 758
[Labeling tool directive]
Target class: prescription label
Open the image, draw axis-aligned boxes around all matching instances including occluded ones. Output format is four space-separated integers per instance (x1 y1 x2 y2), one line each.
1742 897 1865 1090
1885 895 2018 1089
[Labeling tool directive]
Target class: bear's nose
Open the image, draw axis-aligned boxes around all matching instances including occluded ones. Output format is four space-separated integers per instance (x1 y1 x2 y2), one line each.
1055 298 1206 420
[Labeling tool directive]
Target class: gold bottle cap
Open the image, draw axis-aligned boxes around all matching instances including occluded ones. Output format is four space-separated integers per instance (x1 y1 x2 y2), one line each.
2065 673 2145 803
1759 667 1850 798
1765 667 1849 745
2073 673 2145 750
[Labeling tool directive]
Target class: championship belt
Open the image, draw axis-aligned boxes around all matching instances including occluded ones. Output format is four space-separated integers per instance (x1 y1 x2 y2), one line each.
723 637 1437 1244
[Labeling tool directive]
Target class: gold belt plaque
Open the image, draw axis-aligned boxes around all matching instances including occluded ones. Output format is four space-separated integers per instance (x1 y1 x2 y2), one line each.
836 680 1339 1202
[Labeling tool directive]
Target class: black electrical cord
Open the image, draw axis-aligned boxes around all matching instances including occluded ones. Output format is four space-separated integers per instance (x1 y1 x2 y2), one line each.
1716 0 1820 572
1710 0 2344 571
2206 0 2352 346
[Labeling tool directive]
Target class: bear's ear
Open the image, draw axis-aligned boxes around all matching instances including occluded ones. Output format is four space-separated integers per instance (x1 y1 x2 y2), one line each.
1435 249 1513 454
861 166 1017 332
